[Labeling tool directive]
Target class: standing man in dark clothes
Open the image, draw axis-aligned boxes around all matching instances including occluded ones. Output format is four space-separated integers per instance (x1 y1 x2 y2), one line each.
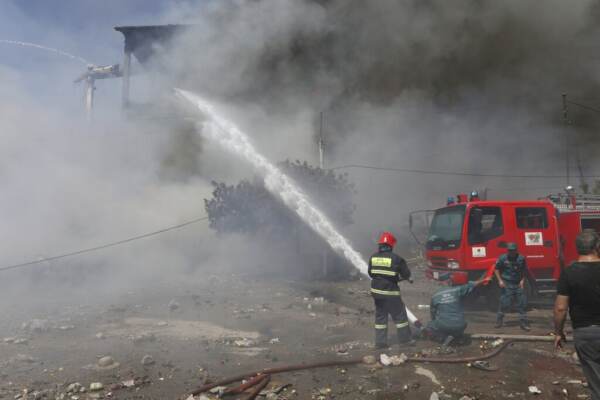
368 231 414 349
494 242 530 330
555 230 600 400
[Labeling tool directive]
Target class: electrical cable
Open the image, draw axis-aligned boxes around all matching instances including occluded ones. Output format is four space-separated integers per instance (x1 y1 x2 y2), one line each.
0 216 209 273
329 164 600 179
567 100 600 115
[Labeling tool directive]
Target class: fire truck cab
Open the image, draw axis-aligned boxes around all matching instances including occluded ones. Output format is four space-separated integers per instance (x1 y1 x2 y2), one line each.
420 192 600 305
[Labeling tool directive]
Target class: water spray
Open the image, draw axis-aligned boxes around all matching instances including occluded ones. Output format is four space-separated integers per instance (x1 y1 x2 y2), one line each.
173 89 420 326
0 39 91 66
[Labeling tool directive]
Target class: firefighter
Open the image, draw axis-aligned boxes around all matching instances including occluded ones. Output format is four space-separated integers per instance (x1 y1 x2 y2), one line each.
368 232 414 348
494 242 531 330
423 272 489 346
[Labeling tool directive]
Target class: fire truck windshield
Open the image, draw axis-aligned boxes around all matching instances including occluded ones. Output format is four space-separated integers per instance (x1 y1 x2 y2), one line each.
427 205 466 250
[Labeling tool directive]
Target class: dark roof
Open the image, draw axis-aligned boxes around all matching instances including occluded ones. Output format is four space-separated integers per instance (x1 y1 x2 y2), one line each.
114 24 189 65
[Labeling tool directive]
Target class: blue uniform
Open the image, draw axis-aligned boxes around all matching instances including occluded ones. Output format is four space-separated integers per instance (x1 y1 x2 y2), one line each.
495 254 528 321
427 282 476 337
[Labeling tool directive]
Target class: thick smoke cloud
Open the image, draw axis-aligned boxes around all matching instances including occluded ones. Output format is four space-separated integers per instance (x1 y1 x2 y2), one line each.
2 0 600 312
161 0 600 251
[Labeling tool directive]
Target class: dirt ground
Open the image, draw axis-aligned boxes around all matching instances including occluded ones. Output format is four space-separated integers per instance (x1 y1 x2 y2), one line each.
0 263 592 400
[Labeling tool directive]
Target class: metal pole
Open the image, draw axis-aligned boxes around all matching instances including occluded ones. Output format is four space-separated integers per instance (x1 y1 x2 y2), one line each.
85 76 95 123
318 112 325 169
319 111 327 277
121 49 132 110
562 93 570 186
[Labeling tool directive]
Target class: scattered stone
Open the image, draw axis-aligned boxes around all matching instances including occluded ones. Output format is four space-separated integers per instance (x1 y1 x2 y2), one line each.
95 332 105 340
141 355 155 366
168 299 180 311
430 392 440 400
21 319 51 333
157 321 168 327
567 380 583 385
459 396 474 400
380 353 407 366
269 337 280 344
362 355 377 365
97 356 119 369
528 386 542 395
12 354 38 363
89 383 103 392
132 332 156 344
66 383 83 394
208 386 227 396
59 325 75 331
415 366 441 386
233 338 256 347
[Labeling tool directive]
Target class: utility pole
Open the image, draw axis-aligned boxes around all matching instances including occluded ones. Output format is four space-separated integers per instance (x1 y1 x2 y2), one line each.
319 111 328 277
84 68 95 123
562 93 570 187
75 64 122 123
319 112 325 169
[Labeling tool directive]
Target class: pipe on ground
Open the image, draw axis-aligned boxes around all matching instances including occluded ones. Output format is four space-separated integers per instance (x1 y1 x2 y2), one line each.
188 340 513 397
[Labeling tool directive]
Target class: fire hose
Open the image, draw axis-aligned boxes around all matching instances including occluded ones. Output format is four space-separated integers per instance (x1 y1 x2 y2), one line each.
186 340 513 398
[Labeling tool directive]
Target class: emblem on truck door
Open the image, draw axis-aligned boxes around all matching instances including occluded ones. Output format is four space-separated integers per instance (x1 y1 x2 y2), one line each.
472 247 486 257
525 232 543 246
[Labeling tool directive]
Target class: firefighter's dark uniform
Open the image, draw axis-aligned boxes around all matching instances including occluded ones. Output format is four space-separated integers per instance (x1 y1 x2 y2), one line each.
495 253 528 323
368 246 412 347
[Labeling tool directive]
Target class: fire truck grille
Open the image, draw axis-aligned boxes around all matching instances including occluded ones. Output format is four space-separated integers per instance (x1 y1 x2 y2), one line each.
430 257 448 267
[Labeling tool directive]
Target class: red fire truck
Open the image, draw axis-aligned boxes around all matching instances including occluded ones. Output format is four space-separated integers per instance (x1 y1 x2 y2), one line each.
412 191 600 306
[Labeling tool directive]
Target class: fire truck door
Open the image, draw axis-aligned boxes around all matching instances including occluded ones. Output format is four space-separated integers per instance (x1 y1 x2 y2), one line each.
514 206 555 280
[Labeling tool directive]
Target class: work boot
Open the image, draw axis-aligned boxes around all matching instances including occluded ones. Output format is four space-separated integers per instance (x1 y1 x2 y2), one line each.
442 335 455 347
519 320 531 331
494 315 503 329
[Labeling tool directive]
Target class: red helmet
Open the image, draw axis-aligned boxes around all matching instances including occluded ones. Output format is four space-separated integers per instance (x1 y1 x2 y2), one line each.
378 232 397 248
452 272 469 285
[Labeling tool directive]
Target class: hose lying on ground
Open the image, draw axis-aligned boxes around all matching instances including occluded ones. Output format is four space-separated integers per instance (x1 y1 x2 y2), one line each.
187 340 513 397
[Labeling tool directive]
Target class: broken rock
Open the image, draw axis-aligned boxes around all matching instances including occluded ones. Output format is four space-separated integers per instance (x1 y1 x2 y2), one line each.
141 355 155 366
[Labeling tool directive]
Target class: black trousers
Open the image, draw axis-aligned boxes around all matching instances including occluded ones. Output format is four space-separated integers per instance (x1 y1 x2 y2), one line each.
574 326 600 400
373 296 411 346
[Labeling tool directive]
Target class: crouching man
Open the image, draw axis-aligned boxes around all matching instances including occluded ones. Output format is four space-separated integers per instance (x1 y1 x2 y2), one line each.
423 272 489 346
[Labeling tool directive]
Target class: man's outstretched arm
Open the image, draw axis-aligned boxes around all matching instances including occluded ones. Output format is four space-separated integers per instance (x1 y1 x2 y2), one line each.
553 295 569 350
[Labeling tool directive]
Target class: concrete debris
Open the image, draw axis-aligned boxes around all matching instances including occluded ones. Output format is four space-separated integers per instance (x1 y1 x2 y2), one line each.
95 332 105 340
430 392 440 400
528 385 542 395
415 366 441 386
459 396 474 400
362 355 377 365
3 337 28 345
379 353 407 366
59 325 75 331
168 299 180 311
233 338 257 347
21 319 51 333
141 355 155 366
89 383 104 392
131 332 156 344
66 383 84 394
97 356 117 369
157 321 168 327
269 337 280 344
335 306 359 315
11 354 38 363
467 360 497 371
417 304 431 309
208 386 227 396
